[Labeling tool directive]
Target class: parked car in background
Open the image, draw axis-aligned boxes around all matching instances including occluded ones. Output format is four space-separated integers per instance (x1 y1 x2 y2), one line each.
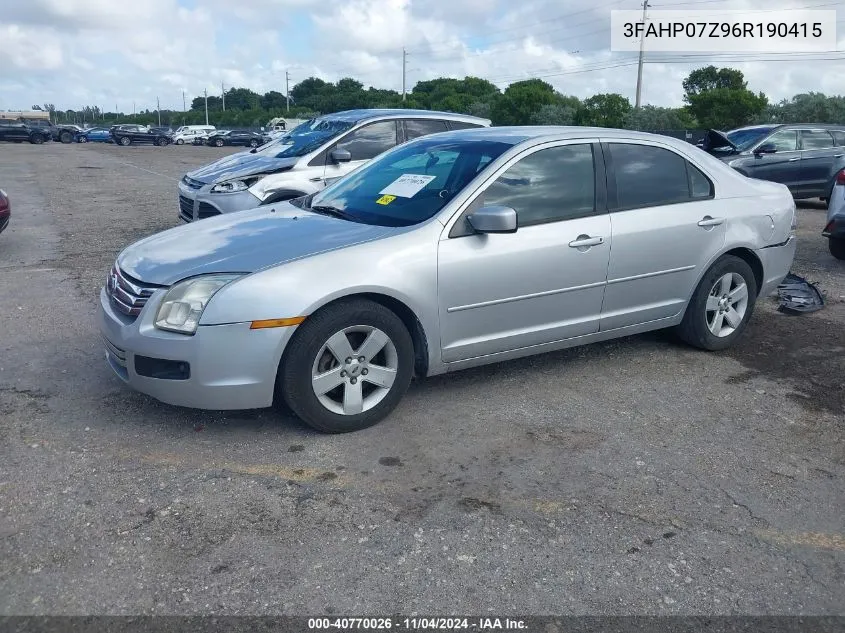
53 124 85 144
205 130 264 148
178 109 490 222
702 124 845 201
171 125 215 145
0 117 52 144
0 189 9 236
110 124 171 146
824 168 845 259
75 127 111 143
106 127 795 432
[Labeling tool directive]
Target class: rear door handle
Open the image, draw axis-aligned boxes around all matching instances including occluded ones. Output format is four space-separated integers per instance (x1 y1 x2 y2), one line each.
834 154 843 158
568 235 604 248
788 157 800 162
698 216 725 227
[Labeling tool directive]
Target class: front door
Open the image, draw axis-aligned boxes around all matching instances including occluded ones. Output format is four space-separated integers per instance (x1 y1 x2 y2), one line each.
746 129 802 193
322 120 399 187
600 142 726 330
438 141 611 362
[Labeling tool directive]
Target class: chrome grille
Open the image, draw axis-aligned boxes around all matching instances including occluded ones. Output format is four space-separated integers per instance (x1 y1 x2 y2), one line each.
178 195 194 222
107 266 157 318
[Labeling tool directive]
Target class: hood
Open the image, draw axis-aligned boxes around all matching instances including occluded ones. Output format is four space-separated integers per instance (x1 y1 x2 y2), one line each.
186 152 298 184
118 204 398 286
701 129 738 155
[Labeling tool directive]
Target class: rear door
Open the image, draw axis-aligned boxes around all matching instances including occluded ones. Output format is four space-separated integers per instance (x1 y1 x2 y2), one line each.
600 141 725 331
746 128 802 192
797 129 838 198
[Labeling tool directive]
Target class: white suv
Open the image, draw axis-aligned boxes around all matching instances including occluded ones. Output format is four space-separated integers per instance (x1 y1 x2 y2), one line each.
171 125 216 145
177 109 490 222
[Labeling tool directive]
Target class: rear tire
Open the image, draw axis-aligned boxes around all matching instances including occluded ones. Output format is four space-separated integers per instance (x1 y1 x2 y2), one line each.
215 138 224 147
176 139 184 145
78 135 88 143
118 136 131 146
830 237 845 260
249 139 259 148
676 255 758 351
279 299 414 433
59 130 73 144
30 134 44 145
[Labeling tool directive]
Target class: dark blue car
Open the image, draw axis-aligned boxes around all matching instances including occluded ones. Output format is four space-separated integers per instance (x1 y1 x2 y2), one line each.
75 127 112 143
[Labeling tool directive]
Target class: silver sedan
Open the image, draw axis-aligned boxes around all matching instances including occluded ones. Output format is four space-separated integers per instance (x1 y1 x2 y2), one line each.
99 127 797 433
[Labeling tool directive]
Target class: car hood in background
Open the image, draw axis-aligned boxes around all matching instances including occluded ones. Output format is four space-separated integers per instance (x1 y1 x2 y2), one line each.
186 153 298 184
118 204 399 286
701 129 739 155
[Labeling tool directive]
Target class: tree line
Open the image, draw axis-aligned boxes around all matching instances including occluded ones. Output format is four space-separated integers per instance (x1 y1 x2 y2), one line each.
48 66 844 131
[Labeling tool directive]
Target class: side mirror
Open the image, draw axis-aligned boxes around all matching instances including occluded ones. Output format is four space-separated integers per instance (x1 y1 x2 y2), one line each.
754 142 777 156
331 148 352 163
467 206 518 234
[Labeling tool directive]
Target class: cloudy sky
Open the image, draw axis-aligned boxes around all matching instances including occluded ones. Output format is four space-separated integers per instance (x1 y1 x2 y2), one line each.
1 0 844 114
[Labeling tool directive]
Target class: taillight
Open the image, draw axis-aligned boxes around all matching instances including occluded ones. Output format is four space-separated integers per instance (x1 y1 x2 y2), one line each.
836 169 845 185
790 203 798 233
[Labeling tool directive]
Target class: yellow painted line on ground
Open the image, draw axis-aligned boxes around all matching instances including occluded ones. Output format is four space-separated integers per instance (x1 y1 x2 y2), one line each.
756 530 845 551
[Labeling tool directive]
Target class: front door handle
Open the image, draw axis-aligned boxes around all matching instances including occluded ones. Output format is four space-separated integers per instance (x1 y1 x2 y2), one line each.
834 154 843 158
698 216 725 228
788 157 800 162
568 235 604 248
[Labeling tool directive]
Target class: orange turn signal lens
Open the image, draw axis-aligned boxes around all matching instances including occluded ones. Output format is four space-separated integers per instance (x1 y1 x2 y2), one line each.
249 316 306 329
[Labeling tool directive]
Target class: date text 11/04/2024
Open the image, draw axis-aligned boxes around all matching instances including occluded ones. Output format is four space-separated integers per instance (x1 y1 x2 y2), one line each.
307 617 528 630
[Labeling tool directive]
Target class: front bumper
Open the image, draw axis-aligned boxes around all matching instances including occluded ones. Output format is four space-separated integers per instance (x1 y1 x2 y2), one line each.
178 181 262 222
756 235 797 297
98 287 294 410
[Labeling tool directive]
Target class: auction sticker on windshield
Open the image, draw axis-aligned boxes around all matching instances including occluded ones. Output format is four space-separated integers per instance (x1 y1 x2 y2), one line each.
380 174 436 198
376 194 396 205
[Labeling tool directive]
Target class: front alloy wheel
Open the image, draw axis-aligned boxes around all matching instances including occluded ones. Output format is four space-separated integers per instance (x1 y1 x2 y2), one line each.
279 299 414 433
215 138 224 147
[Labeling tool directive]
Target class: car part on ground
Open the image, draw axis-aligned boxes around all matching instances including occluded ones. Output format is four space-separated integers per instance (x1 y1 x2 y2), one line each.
776 272 825 314
0 188 9 235
177 109 491 223
101 126 796 433
702 124 845 200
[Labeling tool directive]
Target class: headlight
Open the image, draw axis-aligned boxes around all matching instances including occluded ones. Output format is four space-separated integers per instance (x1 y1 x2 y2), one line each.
155 274 244 334
211 177 261 193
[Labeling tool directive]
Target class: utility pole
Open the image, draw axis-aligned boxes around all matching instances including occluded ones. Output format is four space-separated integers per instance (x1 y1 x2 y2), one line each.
204 89 209 125
157 96 161 126
182 90 186 113
221 82 225 111
133 101 136 119
285 70 291 112
635 0 650 109
401 48 407 102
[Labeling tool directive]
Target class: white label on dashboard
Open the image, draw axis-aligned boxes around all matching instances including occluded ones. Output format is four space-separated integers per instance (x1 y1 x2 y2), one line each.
379 174 436 198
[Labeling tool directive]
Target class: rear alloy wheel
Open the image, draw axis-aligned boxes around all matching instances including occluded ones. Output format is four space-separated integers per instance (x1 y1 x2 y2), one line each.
215 138 224 147
30 134 44 145
280 299 414 433
676 255 757 351
119 136 131 146
830 237 845 260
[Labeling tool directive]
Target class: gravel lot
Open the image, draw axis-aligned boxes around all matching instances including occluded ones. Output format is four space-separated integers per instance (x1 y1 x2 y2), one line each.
0 142 843 615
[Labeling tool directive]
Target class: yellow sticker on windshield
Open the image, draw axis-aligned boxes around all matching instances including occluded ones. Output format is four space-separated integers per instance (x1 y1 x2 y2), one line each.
376 194 396 205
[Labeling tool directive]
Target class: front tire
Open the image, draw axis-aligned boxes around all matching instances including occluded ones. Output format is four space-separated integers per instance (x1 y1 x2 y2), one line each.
78 135 88 143
59 130 73 144
176 139 184 145
215 138 224 147
676 255 757 351
249 139 259 148
30 134 44 145
279 299 415 433
830 237 845 260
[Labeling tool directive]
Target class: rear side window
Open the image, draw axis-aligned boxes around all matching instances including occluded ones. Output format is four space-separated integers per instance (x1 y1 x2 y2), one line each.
609 143 712 209
800 129 835 150
404 119 448 140
831 130 845 145
448 121 485 130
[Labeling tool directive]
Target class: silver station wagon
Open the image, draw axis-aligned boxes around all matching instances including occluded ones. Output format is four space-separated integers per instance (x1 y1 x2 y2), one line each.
100 127 796 433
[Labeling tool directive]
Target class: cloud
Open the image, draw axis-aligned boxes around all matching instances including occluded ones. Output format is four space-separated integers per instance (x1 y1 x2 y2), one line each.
0 0 842 113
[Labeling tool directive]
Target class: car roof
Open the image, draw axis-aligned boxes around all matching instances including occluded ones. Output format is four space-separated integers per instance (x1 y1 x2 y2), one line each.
322 109 490 125
732 123 845 132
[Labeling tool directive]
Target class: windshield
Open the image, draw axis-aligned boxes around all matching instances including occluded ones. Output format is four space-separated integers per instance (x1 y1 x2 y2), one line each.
308 137 512 227
266 117 354 159
726 126 776 151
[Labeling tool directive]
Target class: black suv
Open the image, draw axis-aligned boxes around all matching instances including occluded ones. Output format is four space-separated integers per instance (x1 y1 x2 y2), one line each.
702 124 845 201
0 118 52 144
110 124 171 147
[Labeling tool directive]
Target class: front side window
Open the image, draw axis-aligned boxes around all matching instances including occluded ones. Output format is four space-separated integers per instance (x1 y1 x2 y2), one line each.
482 144 595 226
404 119 448 141
308 137 512 227
765 129 798 152
337 121 398 160
800 129 835 150
609 143 707 209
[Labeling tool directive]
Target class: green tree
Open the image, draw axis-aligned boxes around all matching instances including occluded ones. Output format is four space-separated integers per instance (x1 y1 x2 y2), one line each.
576 93 631 128
260 90 287 109
624 105 696 130
224 87 261 110
491 79 557 125
682 66 767 129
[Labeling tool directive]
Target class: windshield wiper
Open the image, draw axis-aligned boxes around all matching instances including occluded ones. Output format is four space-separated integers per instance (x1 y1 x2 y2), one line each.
309 204 357 221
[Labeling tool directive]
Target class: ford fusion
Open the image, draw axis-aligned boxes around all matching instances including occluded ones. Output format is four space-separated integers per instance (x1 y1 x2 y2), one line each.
101 127 796 433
